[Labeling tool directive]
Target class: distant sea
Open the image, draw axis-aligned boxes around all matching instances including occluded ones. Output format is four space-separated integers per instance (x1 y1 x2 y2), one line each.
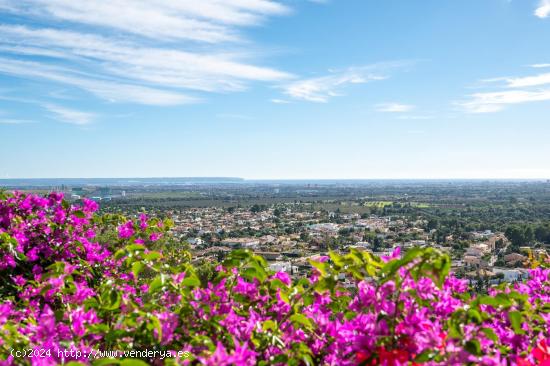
0 177 546 188
0 177 244 187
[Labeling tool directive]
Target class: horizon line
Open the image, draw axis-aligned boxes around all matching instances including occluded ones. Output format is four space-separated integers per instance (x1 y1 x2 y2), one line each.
1 177 550 181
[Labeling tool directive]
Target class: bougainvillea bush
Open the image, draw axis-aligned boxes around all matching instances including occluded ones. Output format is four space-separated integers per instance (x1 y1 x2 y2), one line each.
0 191 548 366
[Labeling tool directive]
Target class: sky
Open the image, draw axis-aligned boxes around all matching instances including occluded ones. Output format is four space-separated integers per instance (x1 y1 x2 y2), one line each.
1 0 550 180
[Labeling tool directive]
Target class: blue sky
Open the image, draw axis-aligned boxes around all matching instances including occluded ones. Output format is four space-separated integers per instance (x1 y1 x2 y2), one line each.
1 0 550 179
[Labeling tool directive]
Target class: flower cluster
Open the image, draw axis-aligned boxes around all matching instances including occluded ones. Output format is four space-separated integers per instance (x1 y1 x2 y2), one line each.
0 191 548 366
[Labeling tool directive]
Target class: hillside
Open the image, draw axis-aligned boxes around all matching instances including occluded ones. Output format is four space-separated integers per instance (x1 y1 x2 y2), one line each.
0 191 548 366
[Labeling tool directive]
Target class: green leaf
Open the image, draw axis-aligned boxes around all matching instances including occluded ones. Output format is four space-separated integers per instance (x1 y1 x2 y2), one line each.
143 252 162 261
309 260 330 276
279 290 290 304
149 275 165 293
329 251 345 267
148 315 163 342
181 276 201 287
508 311 525 334
126 244 146 252
381 247 422 277
507 291 529 303
477 294 512 308
132 262 144 279
314 276 337 292
480 327 498 342
269 278 288 291
447 318 462 338
92 359 120 366
262 320 277 332
120 360 149 366
290 314 313 330
114 249 127 260
465 339 482 356
467 309 483 324
242 261 267 282
73 210 86 218
226 249 253 261
101 289 121 310
272 354 289 363
414 349 434 362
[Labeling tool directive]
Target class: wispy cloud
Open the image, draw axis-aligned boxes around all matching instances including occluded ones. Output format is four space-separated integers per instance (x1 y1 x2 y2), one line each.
459 89 550 113
459 64 550 113
506 73 550 88
270 98 291 104
530 63 550 68
0 57 196 106
0 119 37 124
282 64 404 103
43 104 95 125
1 0 290 43
375 103 415 113
0 25 291 92
0 0 17 12
535 0 550 18
0 1 293 107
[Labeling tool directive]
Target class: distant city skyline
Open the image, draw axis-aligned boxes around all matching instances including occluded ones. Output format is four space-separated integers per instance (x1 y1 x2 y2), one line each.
1 0 550 179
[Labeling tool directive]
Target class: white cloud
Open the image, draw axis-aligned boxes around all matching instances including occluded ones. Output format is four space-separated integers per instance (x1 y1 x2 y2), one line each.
460 63 550 113
0 24 291 95
375 103 415 113
530 63 550 68
0 119 36 124
506 72 550 88
459 89 550 113
0 57 196 105
1 0 290 43
270 98 291 104
0 1 292 107
0 0 16 11
535 0 550 18
283 65 392 103
43 104 95 125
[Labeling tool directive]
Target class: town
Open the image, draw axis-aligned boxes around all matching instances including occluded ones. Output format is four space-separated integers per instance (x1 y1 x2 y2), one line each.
5 178 549 288
169 203 543 286
45 178 544 288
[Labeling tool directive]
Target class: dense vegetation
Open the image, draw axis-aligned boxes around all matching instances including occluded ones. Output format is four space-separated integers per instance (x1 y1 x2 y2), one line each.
98 181 550 248
0 191 549 366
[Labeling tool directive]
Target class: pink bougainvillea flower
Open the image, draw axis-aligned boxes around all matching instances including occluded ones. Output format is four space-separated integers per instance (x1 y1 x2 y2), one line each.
149 232 162 242
534 339 550 366
118 221 134 238
0 191 548 366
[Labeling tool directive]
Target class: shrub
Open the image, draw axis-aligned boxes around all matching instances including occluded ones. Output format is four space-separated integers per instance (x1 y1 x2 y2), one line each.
0 191 548 366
